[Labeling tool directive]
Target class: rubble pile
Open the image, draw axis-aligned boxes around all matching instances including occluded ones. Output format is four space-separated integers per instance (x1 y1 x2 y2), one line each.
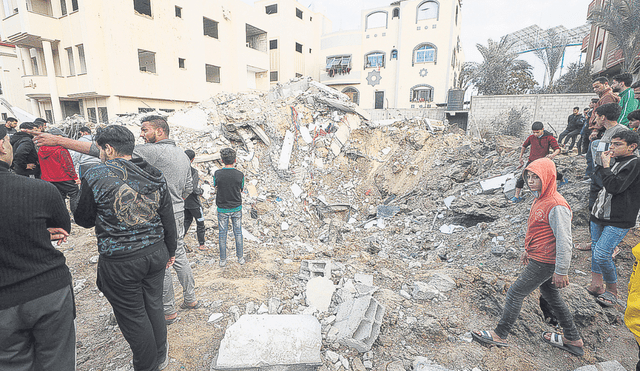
62 78 638 371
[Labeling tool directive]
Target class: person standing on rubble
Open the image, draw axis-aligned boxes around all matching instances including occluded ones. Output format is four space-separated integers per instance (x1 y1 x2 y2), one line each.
184 149 207 251
214 148 245 267
511 122 563 203
74 125 176 371
472 158 584 357
28 115 200 325
625 242 640 371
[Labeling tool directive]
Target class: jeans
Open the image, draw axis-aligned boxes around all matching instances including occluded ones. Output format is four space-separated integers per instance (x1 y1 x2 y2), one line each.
218 210 243 261
578 123 590 155
495 259 580 341
590 222 629 283
163 210 196 315
184 207 206 246
585 141 595 177
0 285 76 371
97 245 168 371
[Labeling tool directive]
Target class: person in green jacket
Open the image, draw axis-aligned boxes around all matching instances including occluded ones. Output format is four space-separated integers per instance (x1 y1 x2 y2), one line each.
612 73 639 127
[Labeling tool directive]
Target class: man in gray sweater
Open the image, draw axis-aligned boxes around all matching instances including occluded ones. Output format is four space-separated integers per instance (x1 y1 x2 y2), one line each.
30 116 199 324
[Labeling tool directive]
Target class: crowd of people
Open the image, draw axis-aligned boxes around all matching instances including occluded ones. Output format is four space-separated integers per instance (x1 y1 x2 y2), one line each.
0 116 245 371
473 74 640 370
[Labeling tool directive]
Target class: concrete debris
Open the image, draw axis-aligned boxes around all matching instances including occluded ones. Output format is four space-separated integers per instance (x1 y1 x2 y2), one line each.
212 315 322 370
278 130 295 170
299 260 332 280
208 313 224 323
331 295 385 352
479 173 515 192
573 361 626 371
305 276 335 312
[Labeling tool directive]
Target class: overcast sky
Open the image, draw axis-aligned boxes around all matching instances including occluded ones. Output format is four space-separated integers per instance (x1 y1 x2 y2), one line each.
240 0 593 85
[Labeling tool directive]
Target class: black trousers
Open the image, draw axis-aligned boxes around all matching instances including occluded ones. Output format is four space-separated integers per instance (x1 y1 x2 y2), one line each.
0 285 76 371
184 207 206 246
559 128 582 151
97 245 169 371
52 180 80 213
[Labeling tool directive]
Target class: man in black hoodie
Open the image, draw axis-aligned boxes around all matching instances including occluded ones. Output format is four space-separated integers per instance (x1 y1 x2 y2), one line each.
10 122 40 177
74 125 177 371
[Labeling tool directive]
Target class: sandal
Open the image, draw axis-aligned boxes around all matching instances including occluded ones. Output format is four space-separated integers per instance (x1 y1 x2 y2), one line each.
509 196 524 204
471 330 509 347
165 313 178 325
585 287 603 297
574 242 591 251
612 246 620 258
542 332 584 356
596 292 617 307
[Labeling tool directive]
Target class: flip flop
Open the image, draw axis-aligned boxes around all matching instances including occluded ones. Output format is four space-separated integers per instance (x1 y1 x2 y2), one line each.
542 332 584 356
180 301 201 310
612 246 620 258
471 330 509 347
596 292 617 307
585 287 603 297
574 242 591 251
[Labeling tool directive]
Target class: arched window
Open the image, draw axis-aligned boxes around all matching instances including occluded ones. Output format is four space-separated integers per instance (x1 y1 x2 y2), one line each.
342 87 360 105
392 7 400 19
391 49 398 60
365 51 385 68
413 44 436 64
365 11 387 30
410 84 434 102
416 1 439 22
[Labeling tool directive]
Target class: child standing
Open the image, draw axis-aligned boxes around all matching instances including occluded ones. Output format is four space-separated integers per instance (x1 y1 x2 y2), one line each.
472 158 584 356
214 148 245 267
184 149 206 251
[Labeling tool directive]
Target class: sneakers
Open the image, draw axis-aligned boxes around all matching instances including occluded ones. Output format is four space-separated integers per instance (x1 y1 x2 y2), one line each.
219 259 227 267
510 196 524 204
158 341 169 370
558 178 569 187
238 256 246 265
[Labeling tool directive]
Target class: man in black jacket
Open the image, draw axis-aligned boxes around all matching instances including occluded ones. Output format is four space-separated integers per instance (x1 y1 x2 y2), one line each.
0 125 75 370
184 149 206 251
558 107 584 153
10 122 40 177
74 125 177 371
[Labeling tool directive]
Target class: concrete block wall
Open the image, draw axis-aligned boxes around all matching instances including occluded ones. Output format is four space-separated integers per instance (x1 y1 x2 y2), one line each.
333 296 385 352
468 93 596 139
299 260 332 280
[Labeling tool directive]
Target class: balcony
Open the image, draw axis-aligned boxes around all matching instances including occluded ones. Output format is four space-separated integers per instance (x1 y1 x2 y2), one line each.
581 34 589 53
606 48 624 69
3 11 62 48
22 75 67 98
320 70 361 85
587 0 599 19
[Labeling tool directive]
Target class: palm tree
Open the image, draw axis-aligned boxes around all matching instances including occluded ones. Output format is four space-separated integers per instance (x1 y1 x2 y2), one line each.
589 0 640 73
467 38 536 95
524 28 569 87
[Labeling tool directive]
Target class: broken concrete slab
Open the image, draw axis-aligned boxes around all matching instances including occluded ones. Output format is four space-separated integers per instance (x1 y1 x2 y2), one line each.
305 276 335 312
168 107 209 131
330 125 350 156
299 125 313 144
278 130 295 170
427 272 456 292
290 183 304 199
212 315 322 370
377 205 400 219
332 296 385 353
479 173 515 192
299 260 332 280
194 153 221 163
412 281 440 300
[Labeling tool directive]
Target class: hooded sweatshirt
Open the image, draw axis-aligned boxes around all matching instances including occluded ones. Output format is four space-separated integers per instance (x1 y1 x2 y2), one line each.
522 131 560 163
625 242 640 343
10 131 40 176
74 157 177 259
591 154 640 228
38 145 78 182
524 158 573 275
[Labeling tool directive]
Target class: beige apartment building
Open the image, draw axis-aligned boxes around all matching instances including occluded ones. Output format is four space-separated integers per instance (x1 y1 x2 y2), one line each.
0 0 328 124
319 0 464 110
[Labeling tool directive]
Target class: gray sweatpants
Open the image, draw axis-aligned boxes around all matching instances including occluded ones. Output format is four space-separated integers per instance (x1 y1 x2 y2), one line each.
163 210 197 315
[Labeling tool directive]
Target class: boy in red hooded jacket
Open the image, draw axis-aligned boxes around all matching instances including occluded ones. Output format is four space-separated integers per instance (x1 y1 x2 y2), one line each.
38 128 80 212
472 158 584 356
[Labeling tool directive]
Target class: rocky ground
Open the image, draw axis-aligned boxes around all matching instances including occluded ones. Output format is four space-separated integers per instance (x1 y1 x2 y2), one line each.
58 79 638 371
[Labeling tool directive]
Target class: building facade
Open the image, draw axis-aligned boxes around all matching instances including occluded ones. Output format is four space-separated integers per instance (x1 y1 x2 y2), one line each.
0 0 328 124
319 0 464 110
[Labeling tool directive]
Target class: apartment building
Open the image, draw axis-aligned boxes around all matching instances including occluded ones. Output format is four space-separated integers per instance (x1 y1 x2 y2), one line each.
1 0 323 123
319 0 464 110
0 42 31 120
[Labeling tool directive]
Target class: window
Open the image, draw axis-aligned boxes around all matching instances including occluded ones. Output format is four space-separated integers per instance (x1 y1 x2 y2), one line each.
205 64 220 83
159 108 175 113
325 55 351 76
1 113 6 120
66 47 75 75
71 0 77 11
178 58 185 69
391 49 398 60
60 0 67 15
98 107 108 124
175 6 181 18
365 52 385 68
77 44 87 74
410 84 433 102
270 71 278 81
269 40 278 50
414 44 436 64
203 17 218 39
295 42 302 53
134 0 151 17
87 107 96 123
417 1 439 21
392 7 399 19
366 11 387 30
138 49 156 73
0 82 3 95
296 8 302 19
31 57 39 75
455 5 458 25
295 73 302 78
138 107 155 113
265 4 277 14
342 87 359 105
593 43 603 61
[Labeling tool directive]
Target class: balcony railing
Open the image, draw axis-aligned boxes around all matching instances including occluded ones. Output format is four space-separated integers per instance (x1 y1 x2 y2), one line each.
581 34 590 52
606 48 624 69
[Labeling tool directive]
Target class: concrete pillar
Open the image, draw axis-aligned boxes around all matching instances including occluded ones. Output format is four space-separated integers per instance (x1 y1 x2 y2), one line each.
30 98 40 118
41 40 63 123
106 95 120 119
18 47 34 75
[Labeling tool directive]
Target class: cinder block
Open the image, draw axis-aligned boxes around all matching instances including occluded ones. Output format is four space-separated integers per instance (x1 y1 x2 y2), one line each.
332 296 385 352
299 260 332 280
